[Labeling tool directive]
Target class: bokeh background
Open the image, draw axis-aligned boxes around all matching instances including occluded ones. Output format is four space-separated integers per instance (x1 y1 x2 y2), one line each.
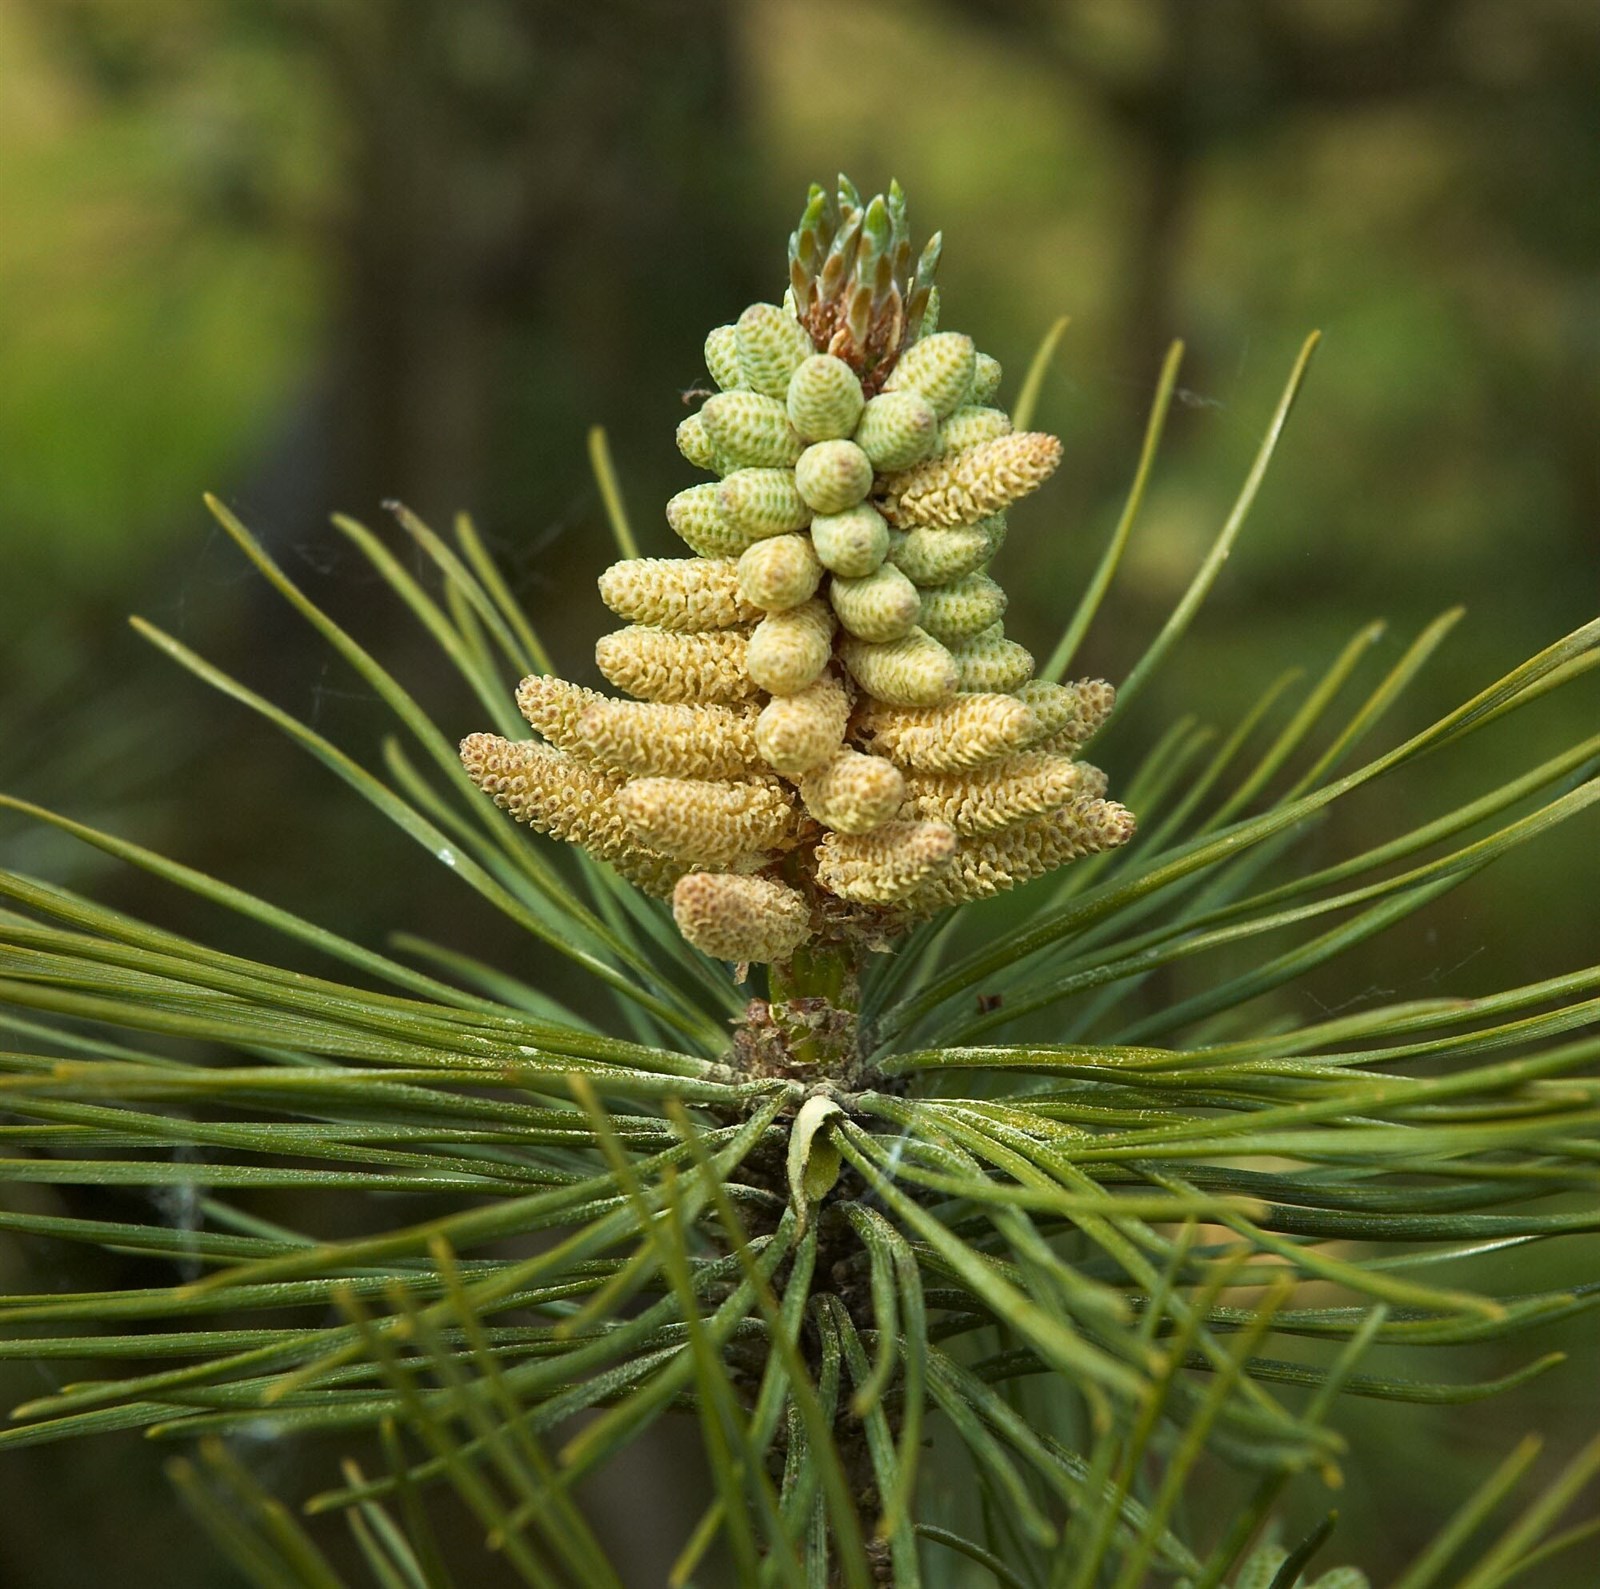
1 0 1596 1584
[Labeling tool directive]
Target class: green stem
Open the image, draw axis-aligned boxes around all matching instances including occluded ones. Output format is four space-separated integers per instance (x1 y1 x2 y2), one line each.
767 941 863 1080
771 944 851 1007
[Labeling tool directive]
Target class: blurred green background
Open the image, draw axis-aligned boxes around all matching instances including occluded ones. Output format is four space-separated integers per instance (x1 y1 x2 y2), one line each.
1 0 1596 1584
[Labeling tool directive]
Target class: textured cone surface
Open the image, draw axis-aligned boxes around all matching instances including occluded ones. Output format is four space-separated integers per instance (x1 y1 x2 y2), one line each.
816 820 958 905
510 690 774 866
829 562 922 642
719 467 812 539
672 872 812 964
889 524 993 586
949 624 1035 692
701 392 805 469
459 734 681 894
705 324 744 390
735 303 814 399
800 749 906 835
794 440 874 514
853 390 938 471
667 482 748 557
840 627 959 707
617 777 799 866
1013 678 1117 750
936 404 1012 455
970 352 1002 405
676 413 722 472
737 533 824 611
896 798 1136 915
916 572 1008 644
573 699 760 780
754 673 851 776
746 598 836 695
598 557 757 630
856 692 1039 771
901 752 1092 835
514 675 608 748
1076 764 1111 801
882 331 976 418
811 504 890 577
595 627 756 703
461 733 621 839
883 431 1063 528
786 354 865 441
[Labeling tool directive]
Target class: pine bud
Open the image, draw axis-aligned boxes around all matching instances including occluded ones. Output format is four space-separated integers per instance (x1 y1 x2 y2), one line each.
811 503 890 577
786 354 865 441
800 749 906 835
596 626 757 703
794 440 874 514
617 776 799 866
598 557 757 630
949 623 1035 692
705 324 744 390
840 627 959 707
719 467 812 539
746 598 836 696
734 303 814 399
935 404 1012 455
737 532 824 611
856 692 1039 771
829 562 922 642
882 331 975 418
888 524 993 586
672 872 812 965
882 431 1063 528
666 482 748 557
754 672 851 775
853 390 938 471
970 352 1003 405
900 752 1092 834
701 392 805 470
916 572 1008 644
573 699 760 780
815 820 958 905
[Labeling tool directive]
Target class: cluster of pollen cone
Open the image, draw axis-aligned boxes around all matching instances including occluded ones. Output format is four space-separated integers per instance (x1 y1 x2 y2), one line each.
461 178 1134 968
